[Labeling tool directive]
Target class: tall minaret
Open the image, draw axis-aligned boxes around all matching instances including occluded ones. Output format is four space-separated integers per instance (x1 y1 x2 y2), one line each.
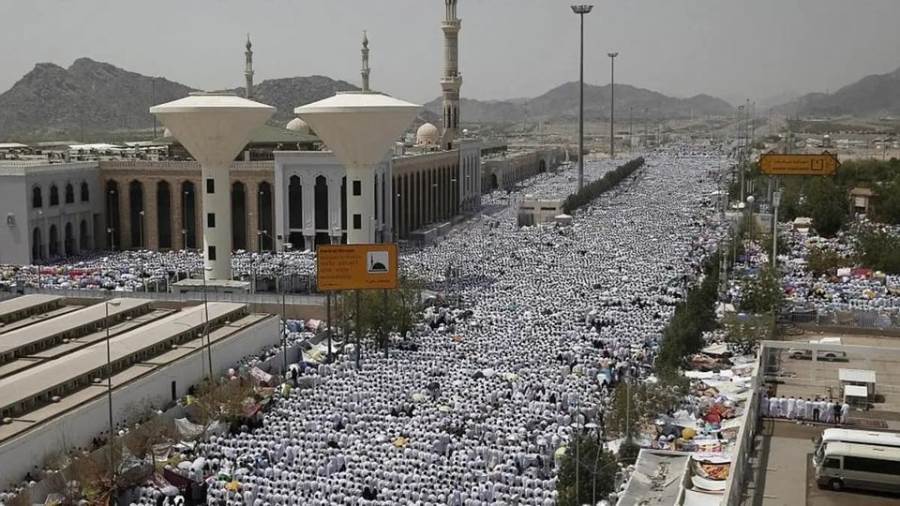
244 34 254 99
361 30 371 92
440 0 463 150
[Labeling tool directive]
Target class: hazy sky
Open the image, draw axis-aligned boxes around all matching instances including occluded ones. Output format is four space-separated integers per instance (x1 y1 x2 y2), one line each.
3 0 900 106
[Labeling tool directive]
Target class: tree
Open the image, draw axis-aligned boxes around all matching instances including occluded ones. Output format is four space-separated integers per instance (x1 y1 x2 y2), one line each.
875 175 900 224
806 246 849 276
608 380 685 439
806 177 848 237
740 265 783 314
857 227 900 274
346 276 424 351
556 433 620 506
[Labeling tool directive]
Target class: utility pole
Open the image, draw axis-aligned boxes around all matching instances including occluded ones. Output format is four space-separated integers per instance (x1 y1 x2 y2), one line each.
571 4 593 191
608 52 618 159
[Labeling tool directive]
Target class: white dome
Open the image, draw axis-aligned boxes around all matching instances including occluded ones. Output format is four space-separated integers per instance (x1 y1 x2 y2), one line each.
286 117 310 133
416 122 440 145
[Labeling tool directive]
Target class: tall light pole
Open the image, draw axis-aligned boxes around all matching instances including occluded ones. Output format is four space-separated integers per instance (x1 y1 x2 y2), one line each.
571 4 593 192
771 190 782 268
280 238 292 375
608 52 618 159
104 296 121 490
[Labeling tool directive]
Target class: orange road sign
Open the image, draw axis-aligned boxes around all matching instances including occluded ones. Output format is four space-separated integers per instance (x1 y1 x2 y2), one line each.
316 244 399 291
758 152 840 176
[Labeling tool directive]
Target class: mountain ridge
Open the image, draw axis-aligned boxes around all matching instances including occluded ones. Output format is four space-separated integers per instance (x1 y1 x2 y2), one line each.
780 65 900 117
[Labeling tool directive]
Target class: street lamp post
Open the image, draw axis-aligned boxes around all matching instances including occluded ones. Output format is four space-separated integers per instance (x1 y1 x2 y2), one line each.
772 190 782 268
104 296 121 490
571 4 593 192
199 266 213 380
608 52 618 160
280 238 292 375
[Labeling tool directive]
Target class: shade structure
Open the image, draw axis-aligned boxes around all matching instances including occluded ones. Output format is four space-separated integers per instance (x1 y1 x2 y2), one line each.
151 92 275 280
296 92 420 244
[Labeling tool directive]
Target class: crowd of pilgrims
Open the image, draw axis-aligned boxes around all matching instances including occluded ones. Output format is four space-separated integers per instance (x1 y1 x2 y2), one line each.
0 149 728 505
1 249 317 292
121 149 723 506
779 225 900 316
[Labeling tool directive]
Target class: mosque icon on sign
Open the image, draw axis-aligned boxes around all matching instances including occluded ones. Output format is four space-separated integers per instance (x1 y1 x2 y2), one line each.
367 251 390 274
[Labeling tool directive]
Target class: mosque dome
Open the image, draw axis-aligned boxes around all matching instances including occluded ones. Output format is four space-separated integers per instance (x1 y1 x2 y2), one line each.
286 117 310 133
416 122 440 145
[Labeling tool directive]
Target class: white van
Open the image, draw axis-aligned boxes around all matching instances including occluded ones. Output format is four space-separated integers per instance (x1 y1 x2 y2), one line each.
815 442 900 493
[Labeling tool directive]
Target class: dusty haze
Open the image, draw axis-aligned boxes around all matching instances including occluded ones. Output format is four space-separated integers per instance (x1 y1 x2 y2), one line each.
2 0 899 106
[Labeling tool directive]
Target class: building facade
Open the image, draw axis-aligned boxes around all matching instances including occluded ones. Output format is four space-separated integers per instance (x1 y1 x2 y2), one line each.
0 161 104 264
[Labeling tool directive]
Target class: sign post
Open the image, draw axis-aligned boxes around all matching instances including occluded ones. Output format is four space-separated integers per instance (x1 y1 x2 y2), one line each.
758 152 840 176
317 244 399 369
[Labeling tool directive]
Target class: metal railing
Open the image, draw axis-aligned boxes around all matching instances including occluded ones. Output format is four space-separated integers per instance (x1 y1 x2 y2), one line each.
782 309 900 330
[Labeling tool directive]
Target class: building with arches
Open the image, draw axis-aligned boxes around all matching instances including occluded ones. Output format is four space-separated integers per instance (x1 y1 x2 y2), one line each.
0 161 103 264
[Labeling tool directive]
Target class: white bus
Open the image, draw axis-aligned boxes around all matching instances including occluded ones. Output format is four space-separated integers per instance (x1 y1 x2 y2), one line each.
815 442 900 493
814 428 900 463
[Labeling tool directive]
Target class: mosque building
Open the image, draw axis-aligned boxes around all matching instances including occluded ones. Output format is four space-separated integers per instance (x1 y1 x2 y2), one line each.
1 0 560 264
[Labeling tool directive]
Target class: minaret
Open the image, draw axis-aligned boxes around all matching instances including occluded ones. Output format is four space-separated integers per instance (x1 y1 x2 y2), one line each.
440 0 462 150
361 31 371 92
244 34 254 99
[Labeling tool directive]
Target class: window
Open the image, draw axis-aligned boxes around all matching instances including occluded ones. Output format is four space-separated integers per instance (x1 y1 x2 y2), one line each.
206 179 215 194
32 186 42 208
207 213 216 228
80 182 90 202
208 245 217 261
353 214 362 230
824 458 841 469
65 184 74 204
353 180 362 196
843 456 895 474
49 185 59 206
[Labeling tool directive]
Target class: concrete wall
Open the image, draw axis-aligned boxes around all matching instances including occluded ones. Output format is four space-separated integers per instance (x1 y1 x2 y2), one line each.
0 315 279 487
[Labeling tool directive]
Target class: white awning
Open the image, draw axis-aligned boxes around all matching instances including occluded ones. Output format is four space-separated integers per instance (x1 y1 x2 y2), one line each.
839 368 876 384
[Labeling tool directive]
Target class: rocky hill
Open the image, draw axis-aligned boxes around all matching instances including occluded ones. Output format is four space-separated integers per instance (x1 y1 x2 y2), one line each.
425 82 734 124
0 58 194 139
0 58 442 139
231 75 359 123
783 66 900 117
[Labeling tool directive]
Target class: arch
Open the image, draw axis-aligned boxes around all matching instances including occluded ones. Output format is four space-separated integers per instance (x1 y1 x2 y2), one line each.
538 159 547 173
491 173 499 190
105 180 120 250
231 181 247 251
80 181 90 202
49 185 59 207
129 180 144 248
257 181 274 251
79 219 90 251
32 227 42 261
157 181 172 249
181 181 197 249
64 183 75 204
64 222 75 256
288 175 302 230
313 176 331 244
340 176 347 234
48 224 59 257
32 186 43 209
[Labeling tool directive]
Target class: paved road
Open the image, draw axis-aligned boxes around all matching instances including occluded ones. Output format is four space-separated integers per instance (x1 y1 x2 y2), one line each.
751 421 900 505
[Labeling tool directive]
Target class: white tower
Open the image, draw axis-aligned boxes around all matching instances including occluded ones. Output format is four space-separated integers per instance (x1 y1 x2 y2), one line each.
361 31 371 92
244 34 254 99
440 0 462 150
296 93 420 244
151 92 274 280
